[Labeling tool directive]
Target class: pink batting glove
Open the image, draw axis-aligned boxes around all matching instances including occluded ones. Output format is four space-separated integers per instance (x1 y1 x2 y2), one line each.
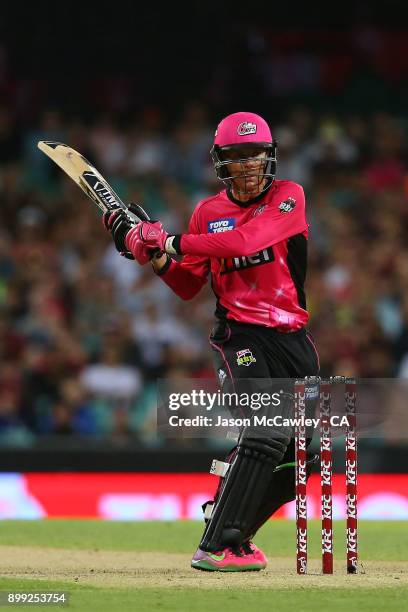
138 221 181 255
138 220 169 251
125 225 151 265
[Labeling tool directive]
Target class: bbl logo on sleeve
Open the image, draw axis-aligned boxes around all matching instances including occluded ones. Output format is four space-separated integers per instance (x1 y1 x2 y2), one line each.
236 349 257 367
278 197 296 213
208 218 236 233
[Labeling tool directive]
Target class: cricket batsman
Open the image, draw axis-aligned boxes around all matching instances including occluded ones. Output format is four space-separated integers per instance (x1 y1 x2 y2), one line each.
104 112 320 571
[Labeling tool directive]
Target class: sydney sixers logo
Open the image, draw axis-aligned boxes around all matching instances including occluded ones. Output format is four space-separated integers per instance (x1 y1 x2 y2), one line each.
237 121 257 136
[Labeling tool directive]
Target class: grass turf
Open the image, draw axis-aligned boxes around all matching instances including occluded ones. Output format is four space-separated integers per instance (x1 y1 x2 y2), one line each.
0 520 406 611
0 519 405 560
0 579 406 612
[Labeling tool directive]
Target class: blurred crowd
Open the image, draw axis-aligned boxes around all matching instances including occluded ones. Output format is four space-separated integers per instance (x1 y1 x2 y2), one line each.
1 100 408 448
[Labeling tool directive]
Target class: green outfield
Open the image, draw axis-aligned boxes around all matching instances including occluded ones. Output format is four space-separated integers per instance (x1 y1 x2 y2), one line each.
0 520 406 611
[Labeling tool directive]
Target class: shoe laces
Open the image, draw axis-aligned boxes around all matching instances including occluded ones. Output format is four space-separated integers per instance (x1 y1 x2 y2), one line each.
241 541 254 555
213 542 254 557
229 546 245 557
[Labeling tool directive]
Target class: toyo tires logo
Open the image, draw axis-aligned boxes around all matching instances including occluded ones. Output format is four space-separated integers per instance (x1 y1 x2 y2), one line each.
208 218 235 233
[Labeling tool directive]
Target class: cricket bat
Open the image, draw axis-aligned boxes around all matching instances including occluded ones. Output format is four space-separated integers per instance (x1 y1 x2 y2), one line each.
37 141 149 224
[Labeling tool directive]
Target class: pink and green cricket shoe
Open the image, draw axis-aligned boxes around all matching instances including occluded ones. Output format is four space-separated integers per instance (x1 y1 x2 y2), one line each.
243 541 268 568
191 542 267 572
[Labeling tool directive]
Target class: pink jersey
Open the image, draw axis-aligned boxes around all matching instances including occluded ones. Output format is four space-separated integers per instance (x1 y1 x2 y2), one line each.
159 180 309 331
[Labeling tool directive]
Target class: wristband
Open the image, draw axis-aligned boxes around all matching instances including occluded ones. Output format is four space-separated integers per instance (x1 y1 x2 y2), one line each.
164 234 183 255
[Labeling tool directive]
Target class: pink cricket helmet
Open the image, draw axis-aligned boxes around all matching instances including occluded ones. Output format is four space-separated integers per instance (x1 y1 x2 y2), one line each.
211 112 277 193
214 111 273 146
